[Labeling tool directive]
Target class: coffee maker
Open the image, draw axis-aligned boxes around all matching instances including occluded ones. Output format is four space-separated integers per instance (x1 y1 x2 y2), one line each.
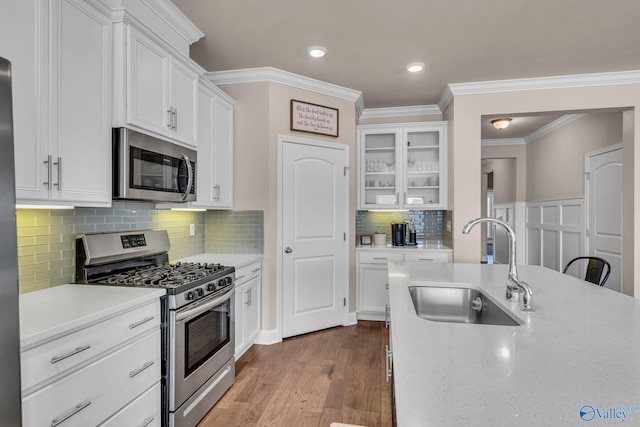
391 222 407 246
391 221 417 246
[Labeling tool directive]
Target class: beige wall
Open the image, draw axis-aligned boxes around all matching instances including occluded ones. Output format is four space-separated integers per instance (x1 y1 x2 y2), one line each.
482 158 516 205
525 112 622 201
447 84 639 297
482 144 527 202
220 81 357 332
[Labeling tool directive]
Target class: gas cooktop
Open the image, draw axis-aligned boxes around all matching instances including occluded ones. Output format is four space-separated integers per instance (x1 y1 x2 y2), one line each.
98 262 230 288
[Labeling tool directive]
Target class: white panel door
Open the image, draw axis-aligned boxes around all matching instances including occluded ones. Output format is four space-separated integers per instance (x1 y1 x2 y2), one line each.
588 147 623 292
281 139 348 338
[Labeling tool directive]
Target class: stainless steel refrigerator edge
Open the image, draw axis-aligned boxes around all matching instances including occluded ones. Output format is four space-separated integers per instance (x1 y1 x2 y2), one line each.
0 57 23 426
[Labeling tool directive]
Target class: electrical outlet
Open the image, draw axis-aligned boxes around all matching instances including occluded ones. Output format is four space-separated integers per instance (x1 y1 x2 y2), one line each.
446 220 451 232
189 224 195 236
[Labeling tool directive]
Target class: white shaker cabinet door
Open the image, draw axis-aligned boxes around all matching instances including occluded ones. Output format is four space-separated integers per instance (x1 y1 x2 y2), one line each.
50 0 111 204
212 95 234 208
169 58 199 147
127 27 170 137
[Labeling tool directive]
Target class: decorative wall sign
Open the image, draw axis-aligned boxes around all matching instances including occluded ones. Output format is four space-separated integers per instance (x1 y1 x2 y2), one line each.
290 99 339 137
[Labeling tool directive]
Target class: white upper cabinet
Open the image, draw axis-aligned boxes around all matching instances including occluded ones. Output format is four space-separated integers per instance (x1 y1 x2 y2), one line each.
2 0 112 206
358 122 447 210
122 26 199 148
180 79 235 210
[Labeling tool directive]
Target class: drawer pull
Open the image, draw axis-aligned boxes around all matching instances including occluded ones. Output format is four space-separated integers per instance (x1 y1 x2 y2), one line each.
385 304 390 328
251 268 261 273
50 345 91 364
385 345 393 382
419 258 435 261
51 401 91 426
385 283 389 290
129 361 155 378
236 275 246 281
373 257 388 260
129 316 155 329
141 416 155 427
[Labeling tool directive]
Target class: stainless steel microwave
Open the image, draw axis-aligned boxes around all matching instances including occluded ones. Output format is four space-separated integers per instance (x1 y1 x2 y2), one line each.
113 128 197 202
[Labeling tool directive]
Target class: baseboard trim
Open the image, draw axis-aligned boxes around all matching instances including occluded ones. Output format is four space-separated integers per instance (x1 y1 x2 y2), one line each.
254 328 282 346
345 311 358 326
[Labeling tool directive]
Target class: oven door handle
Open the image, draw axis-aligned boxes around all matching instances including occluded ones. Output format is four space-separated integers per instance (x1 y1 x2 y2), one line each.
176 288 234 323
180 153 194 201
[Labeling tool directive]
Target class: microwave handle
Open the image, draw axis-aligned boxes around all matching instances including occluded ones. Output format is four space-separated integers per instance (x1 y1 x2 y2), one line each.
181 154 194 201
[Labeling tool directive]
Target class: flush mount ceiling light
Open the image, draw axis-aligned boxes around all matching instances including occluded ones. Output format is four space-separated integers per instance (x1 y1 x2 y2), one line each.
407 62 425 73
308 46 327 58
491 118 512 130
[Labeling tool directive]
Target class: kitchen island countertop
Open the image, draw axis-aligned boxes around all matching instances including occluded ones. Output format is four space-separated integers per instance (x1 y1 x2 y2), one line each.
388 262 640 426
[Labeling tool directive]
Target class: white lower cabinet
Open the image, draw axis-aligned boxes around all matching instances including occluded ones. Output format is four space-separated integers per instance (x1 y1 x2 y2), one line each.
21 299 162 427
356 249 452 321
234 261 262 359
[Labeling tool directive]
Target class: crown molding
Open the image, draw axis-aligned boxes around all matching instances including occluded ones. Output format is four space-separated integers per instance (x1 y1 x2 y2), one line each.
524 113 586 143
204 67 364 112
448 70 640 97
438 86 454 113
481 138 526 147
139 0 204 44
360 104 441 119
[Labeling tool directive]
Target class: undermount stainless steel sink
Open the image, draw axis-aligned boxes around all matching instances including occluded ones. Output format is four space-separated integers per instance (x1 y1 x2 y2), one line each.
408 285 524 326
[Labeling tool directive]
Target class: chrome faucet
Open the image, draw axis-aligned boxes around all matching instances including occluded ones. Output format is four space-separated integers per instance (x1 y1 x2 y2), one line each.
462 217 534 312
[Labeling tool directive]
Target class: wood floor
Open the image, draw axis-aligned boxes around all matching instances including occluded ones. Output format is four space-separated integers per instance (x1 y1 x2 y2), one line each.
197 321 392 427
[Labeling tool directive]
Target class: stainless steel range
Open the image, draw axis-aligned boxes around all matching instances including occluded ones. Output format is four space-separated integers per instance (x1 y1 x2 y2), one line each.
75 230 235 427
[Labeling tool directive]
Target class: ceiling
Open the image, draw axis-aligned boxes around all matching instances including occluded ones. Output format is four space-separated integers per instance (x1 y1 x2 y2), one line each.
172 0 640 112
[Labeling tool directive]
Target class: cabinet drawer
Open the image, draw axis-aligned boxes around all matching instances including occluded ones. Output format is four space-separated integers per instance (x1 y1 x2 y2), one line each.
235 261 262 285
21 300 160 392
99 382 161 427
404 251 451 263
359 252 404 264
22 329 161 427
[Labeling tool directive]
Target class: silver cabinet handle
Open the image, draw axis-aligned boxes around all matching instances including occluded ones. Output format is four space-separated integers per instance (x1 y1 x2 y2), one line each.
419 258 435 261
53 157 61 190
373 257 388 260
129 316 154 329
213 184 220 200
51 401 91 426
385 345 393 382
129 361 154 378
141 417 155 427
172 108 177 131
385 283 389 290
251 268 261 273
180 153 193 201
284 247 292 254
235 275 246 281
51 345 91 364
167 108 173 128
385 304 390 328
246 288 252 306
43 155 52 189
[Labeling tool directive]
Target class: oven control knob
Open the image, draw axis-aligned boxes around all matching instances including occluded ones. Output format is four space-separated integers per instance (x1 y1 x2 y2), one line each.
207 282 216 292
196 288 204 297
186 291 195 301
218 279 226 288
226 277 233 285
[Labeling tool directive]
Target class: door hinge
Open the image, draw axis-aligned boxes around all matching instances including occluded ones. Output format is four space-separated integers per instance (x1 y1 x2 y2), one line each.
344 166 349 176
344 297 346 307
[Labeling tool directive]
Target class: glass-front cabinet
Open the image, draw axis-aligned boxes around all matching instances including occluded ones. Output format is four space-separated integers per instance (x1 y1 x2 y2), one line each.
358 122 447 210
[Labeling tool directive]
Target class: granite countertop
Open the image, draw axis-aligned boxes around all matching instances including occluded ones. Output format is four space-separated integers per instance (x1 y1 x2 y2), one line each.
176 253 263 269
19 284 165 350
387 262 640 426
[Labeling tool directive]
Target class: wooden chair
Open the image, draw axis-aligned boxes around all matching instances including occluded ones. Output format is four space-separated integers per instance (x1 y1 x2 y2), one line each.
562 256 611 287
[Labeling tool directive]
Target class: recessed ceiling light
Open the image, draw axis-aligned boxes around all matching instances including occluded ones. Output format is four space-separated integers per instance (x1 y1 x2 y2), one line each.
407 62 425 73
308 46 327 58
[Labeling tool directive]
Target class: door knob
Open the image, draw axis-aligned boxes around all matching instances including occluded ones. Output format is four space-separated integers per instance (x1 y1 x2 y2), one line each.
284 247 293 253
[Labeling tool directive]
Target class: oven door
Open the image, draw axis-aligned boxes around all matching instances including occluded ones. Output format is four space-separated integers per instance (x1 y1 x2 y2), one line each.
169 287 235 410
